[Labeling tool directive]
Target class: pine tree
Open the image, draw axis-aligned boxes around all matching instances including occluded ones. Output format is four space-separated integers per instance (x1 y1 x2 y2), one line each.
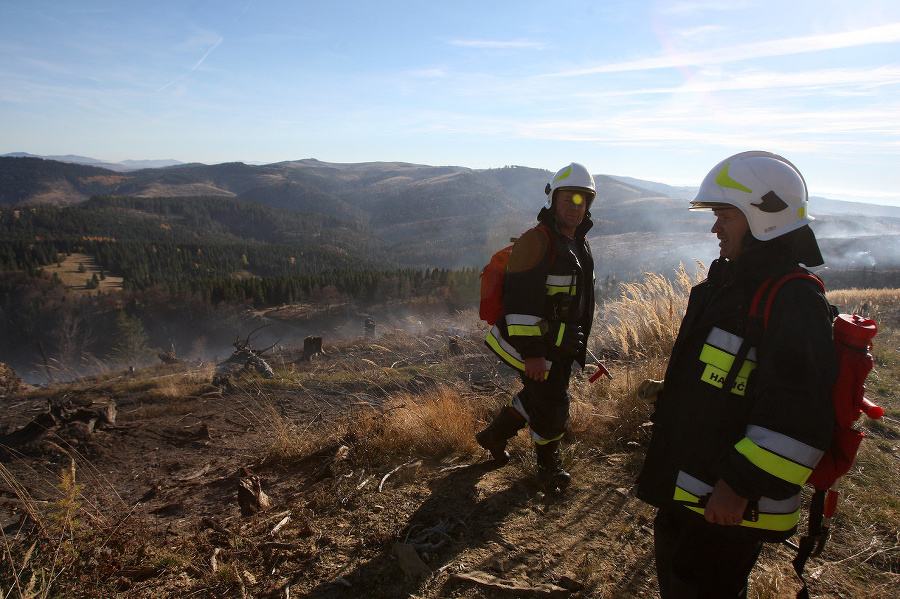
111 310 154 368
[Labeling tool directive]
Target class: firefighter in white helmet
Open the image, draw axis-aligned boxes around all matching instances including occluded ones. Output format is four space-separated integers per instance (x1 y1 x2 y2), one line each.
635 151 837 598
480 162 597 489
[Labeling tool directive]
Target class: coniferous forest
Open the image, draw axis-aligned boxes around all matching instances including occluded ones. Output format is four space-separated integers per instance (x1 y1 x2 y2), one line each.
0 196 481 380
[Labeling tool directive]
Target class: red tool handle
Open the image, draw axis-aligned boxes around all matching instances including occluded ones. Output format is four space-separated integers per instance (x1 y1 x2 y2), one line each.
861 397 884 420
589 362 612 382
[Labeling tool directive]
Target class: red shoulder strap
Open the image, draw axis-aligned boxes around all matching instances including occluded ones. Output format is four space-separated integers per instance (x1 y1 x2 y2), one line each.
750 269 825 328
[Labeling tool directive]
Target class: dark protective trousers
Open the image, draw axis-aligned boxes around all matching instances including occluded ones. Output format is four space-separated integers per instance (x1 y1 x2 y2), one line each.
516 357 573 441
653 508 763 599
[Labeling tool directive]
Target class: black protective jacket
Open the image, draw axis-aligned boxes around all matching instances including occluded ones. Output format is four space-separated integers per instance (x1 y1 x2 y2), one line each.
485 209 595 373
635 244 837 542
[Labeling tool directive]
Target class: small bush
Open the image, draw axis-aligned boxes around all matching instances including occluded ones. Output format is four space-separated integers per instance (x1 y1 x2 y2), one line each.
351 385 480 463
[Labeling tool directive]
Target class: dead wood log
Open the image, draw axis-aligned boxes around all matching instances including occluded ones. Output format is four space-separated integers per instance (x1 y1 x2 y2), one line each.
237 468 272 516
157 351 182 365
215 326 279 382
450 571 571 598
0 396 116 447
49 396 117 433
300 335 324 361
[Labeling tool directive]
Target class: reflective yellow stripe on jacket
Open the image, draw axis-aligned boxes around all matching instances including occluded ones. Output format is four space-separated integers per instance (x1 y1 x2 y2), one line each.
484 269 575 376
673 471 802 532
699 327 758 396
545 273 576 296
735 425 824 486
485 322 552 379
505 313 543 338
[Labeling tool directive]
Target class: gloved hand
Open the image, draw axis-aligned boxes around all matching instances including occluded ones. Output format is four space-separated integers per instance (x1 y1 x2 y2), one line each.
636 379 665 402
555 325 584 360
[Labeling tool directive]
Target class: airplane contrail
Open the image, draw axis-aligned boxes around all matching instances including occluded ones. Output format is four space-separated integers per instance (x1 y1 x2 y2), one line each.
158 36 223 92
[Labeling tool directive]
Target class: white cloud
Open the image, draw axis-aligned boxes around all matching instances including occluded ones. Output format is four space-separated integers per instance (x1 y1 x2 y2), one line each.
449 39 544 50
658 1 752 16
545 23 900 76
566 66 900 98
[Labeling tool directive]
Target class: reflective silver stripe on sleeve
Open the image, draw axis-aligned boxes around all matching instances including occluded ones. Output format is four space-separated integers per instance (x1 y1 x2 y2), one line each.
675 470 802 516
545 274 575 287
758 494 802 514
706 327 758 362
505 313 542 326
676 471 713 497
745 425 824 469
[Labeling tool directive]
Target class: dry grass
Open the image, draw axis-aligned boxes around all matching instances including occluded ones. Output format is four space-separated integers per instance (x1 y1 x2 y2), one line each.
350 386 480 464
827 287 900 312
568 357 668 454
0 453 150 599
254 389 347 467
595 262 705 360
43 252 124 295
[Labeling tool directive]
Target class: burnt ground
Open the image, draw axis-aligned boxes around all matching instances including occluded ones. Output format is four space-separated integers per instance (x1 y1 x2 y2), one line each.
0 330 890 599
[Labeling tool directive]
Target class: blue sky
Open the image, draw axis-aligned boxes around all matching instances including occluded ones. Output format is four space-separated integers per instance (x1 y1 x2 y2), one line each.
2 0 899 205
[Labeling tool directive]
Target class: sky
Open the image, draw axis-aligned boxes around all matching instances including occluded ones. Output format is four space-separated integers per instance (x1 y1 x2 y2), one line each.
2 0 900 205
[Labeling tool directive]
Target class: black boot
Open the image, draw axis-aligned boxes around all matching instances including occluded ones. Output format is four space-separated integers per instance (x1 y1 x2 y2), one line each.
534 440 571 489
475 406 525 464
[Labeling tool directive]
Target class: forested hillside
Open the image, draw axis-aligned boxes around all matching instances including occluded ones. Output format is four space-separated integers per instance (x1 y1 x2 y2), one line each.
4 156 900 384
0 195 480 382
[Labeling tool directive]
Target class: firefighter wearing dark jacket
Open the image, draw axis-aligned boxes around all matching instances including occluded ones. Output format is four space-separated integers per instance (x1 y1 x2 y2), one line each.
478 162 596 489
635 151 838 599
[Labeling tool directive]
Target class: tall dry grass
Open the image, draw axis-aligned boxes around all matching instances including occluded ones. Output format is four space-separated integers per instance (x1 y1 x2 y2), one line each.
594 262 706 361
566 264 706 454
351 386 481 463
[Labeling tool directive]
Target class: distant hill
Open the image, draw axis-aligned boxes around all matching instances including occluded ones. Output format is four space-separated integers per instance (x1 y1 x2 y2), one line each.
3 155 900 275
609 175 697 200
1 152 183 172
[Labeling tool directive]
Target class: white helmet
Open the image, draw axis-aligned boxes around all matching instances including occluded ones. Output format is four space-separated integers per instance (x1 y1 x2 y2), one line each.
544 162 596 210
690 151 812 241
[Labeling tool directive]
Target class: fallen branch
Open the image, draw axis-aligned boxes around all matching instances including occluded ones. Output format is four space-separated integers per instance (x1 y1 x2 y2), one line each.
269 514 291 536
450 571 570 598
378 459 419 492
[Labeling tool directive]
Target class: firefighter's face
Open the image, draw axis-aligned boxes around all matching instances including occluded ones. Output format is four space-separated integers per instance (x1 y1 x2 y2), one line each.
711 207 750 261
554 190 588 230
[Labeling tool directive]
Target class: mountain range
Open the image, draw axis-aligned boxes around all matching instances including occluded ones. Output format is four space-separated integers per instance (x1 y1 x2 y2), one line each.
1 152 185 171
3 154 900 277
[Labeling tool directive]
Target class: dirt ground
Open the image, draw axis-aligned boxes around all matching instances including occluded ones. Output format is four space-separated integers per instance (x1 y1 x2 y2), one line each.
0 337 884 598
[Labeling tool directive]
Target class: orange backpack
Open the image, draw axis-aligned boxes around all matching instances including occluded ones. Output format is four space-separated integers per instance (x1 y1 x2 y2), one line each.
479 225 554 325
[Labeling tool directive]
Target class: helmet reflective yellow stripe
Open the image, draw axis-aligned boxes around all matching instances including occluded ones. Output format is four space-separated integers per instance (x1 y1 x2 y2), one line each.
715 163 753 193
553 166 573 184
